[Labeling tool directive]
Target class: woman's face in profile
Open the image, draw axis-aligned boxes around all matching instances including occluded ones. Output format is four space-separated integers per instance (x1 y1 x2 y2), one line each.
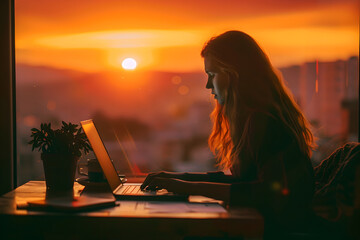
204 56 229 105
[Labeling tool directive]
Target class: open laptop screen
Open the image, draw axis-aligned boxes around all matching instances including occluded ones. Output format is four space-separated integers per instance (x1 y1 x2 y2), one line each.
81 119 121 191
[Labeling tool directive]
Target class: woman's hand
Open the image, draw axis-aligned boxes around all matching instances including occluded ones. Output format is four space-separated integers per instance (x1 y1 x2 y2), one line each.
140 171 177 190
141 173 231 202
142 177 188 193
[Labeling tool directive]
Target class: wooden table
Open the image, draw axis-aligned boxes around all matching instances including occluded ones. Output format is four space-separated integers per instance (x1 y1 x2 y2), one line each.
0 181 264 240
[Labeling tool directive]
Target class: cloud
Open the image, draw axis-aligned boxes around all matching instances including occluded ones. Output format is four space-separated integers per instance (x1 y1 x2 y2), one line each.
18 30 204 49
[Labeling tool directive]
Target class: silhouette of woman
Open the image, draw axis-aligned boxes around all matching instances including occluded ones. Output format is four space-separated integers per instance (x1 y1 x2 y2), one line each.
141 31 316 235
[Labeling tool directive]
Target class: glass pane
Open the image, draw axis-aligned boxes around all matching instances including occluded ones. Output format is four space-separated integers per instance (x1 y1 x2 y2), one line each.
15 0 359 185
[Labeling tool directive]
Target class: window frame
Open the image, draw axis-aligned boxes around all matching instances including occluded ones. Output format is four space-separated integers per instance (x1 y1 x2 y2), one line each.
0 0 16 194
3 1 360 192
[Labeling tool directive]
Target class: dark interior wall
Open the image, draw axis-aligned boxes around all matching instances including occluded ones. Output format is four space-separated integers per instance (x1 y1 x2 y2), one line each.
0 0 15 195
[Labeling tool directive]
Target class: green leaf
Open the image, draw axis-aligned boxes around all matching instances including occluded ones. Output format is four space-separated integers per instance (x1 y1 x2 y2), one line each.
29 121 92 155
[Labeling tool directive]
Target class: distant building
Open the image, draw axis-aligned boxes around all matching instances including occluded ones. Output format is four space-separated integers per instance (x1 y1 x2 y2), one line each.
280 56 359 153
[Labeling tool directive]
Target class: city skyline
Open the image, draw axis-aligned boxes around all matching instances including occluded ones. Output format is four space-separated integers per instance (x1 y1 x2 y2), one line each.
16 56 359 142
15 55 359 185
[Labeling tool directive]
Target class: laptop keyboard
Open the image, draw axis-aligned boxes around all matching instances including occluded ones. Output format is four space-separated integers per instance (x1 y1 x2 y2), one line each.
117 185 144 195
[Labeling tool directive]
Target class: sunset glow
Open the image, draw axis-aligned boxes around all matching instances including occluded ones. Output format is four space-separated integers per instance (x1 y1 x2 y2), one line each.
25 30 202 49
15 0 359 72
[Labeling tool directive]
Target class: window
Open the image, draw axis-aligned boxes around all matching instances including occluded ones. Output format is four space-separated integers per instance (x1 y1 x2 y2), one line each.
15 0 359 185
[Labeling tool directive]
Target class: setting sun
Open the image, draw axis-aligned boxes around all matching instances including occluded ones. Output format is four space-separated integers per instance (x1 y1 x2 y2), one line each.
122 58 137 70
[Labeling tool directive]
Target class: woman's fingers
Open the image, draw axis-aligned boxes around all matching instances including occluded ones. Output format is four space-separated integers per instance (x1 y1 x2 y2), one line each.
140 172 183 191
144 177 184 193
140 172 166 190
144 177 166 191
140 173 154 190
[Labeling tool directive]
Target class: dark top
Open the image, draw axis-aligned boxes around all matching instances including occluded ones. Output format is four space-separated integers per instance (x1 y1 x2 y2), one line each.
219 112 315 232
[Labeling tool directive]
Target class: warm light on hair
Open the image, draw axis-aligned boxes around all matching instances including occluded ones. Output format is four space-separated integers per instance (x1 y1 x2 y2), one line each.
202 31 316 170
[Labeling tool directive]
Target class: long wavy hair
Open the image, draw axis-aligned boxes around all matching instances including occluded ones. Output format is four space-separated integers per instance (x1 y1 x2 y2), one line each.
201 31 315 170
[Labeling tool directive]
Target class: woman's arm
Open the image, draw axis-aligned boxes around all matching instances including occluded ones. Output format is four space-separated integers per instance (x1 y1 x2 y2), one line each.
143 176 277 206
144 177 231 202
179 171 236 182
141 171 237 190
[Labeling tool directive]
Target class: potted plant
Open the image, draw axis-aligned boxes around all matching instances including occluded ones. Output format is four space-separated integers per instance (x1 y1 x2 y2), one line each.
29 121 92 191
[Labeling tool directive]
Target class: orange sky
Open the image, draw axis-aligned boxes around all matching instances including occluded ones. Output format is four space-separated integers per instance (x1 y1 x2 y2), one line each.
15 0 359 72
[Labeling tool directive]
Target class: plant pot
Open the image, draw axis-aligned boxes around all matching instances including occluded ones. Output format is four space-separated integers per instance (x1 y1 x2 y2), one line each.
41 153 79 192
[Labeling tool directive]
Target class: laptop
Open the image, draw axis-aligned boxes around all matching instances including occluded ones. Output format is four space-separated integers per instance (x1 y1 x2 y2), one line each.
81 119 188 201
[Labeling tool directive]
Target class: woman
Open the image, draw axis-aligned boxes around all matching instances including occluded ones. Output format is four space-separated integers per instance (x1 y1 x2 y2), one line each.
141 31 316 234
